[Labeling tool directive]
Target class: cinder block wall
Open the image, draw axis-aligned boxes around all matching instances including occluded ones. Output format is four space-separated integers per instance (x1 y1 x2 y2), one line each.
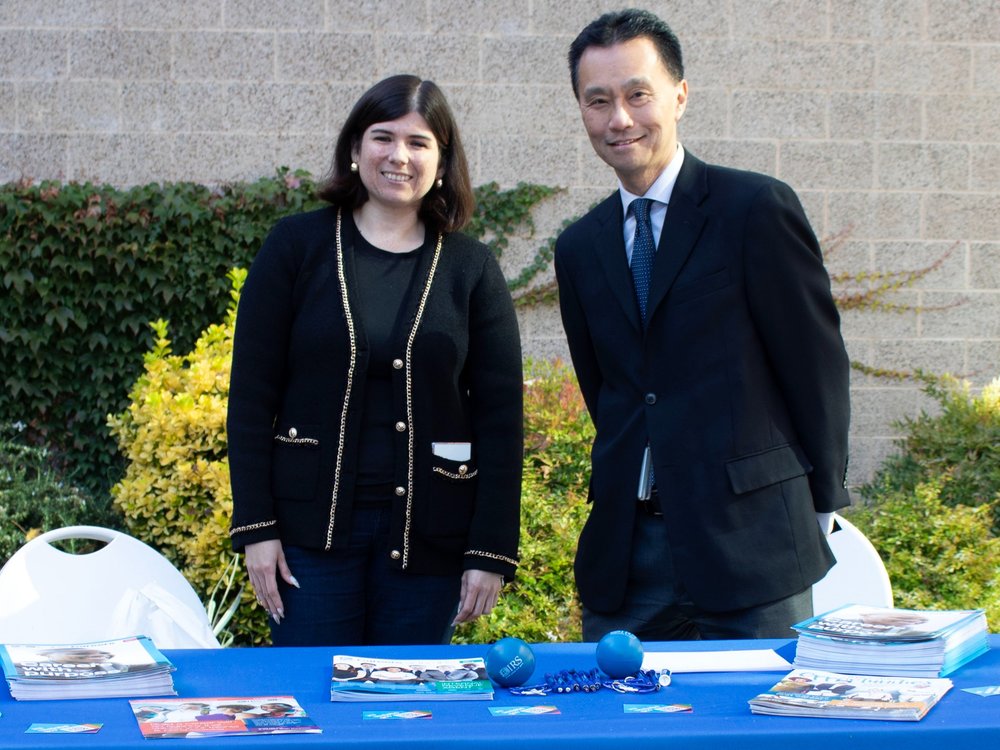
2 1 998 485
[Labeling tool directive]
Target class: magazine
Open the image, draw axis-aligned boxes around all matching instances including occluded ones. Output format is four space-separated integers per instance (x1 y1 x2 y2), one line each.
331 654 493 701
0 635 176 700
129 696 320 739
791 605 990 677
748 668 953 721
794 604 986 641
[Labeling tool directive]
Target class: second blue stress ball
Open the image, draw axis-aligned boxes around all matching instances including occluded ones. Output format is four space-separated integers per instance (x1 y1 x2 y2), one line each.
485 637 536 687
596 630 644 678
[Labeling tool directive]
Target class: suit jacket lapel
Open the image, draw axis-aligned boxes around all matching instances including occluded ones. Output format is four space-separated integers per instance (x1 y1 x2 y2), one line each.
591 193 643 332
647 152 708 322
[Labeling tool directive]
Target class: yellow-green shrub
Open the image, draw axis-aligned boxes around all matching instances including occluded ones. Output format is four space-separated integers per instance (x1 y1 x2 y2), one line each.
108 268 267 645
453 359 593 643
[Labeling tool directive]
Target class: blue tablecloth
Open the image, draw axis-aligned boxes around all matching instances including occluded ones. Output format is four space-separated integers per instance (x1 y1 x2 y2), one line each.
2 637 998 749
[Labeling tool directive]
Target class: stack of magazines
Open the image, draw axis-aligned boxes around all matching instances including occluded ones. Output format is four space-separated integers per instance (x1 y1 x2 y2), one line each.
749 668 953 721
791 604 989 678
0 635 176 700
330 654 493 701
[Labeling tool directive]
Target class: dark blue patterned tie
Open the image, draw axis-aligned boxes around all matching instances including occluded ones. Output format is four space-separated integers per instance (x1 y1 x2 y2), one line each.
631 199 657 497
630 198 655 325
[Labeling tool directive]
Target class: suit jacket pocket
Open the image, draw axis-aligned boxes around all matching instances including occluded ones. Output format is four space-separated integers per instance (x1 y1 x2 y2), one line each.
422 456 478 537
271 422 321 501
669 268 730 306
725 444 812 495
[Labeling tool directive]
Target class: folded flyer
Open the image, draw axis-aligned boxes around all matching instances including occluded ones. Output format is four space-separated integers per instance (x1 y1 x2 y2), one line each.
129 696 320 739
331 654 493 701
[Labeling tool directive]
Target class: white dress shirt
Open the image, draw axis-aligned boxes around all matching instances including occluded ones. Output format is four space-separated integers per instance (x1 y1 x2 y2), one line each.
620 145 685 264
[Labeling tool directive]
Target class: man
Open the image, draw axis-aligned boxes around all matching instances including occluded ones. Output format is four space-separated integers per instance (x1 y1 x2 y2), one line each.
555 9 851 641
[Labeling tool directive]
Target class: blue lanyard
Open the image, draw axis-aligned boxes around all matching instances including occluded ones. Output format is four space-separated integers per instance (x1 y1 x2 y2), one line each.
508 669 671 696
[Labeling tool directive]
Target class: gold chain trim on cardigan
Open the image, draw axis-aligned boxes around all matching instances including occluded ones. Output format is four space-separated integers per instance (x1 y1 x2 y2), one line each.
432 467 479 480
274 435 319 445
464 549 519 568
327 208 359 550
229 519 277 537
401 231 444 569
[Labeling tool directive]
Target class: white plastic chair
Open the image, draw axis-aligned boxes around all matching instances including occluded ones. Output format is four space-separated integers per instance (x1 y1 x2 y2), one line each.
0 525 221 648
811 513 893 615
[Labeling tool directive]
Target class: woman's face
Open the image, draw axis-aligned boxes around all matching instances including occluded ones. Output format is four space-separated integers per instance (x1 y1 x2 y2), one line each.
352 111 443 214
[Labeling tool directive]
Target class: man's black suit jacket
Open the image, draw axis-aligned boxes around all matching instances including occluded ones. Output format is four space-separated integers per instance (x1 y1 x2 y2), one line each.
555 151 851 614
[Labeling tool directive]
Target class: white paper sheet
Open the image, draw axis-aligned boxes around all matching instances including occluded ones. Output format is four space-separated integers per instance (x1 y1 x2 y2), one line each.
642 649 792 673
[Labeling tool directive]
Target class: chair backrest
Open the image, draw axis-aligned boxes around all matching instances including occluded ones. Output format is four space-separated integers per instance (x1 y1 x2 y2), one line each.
811 513 893 615
0 526 220 648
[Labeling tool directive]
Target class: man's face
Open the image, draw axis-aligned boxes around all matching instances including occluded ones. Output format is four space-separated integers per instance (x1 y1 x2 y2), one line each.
576 36 687 195
862 612 927 627
51 649 112 663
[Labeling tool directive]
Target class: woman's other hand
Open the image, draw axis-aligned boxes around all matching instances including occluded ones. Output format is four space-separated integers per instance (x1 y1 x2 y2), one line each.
244 539 299 624
452 569 503 625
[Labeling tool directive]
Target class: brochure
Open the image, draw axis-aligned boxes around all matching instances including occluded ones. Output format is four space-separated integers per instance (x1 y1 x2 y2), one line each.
0 635 175 700
331 654 493 701
791 605 990 677
794 605 986 642
749 668 953 721
129 696 320 739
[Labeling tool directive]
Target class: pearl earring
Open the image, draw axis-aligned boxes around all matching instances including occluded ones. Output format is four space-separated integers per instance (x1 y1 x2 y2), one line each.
435 178 443 189
350 162 358 173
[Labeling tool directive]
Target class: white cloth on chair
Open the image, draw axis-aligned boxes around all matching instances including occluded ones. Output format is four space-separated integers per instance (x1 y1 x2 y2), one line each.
0 526 221 648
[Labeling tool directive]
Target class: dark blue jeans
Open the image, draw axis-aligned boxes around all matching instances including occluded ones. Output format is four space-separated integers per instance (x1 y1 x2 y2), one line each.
270 505 461 647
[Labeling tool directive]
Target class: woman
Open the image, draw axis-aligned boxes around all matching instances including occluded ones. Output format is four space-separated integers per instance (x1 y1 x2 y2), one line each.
227 74 523 646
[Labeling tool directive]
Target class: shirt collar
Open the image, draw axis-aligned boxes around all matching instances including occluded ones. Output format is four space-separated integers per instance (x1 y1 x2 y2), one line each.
619 144 685 214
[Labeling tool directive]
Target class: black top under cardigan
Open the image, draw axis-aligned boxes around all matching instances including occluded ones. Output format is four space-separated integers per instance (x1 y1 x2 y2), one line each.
227 205 523 580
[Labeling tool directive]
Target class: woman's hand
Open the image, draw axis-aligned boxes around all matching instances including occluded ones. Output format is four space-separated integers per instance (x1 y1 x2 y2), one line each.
244 539 298 624
452 569 504 625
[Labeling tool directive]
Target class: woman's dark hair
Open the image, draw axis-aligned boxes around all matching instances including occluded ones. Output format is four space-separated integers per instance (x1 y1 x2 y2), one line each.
317 74 474 233
568 8 684 98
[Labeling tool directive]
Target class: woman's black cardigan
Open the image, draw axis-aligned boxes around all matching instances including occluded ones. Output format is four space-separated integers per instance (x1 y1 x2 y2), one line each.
227 206 523 580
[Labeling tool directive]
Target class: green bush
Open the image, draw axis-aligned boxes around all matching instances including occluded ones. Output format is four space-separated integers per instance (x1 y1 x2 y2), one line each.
845 475 1000 628
0 424 103 562
453 359 592 643
1 174 559 512
0 172 324 509
862 374 1000 530
847 374 1000 628
107 269 267 646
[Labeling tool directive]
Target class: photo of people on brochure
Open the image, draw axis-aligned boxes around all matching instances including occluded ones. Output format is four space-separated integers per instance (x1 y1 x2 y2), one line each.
129 696 319 738
330 655 492 701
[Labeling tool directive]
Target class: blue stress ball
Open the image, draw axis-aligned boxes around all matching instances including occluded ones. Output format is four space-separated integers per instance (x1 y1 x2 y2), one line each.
596 630 644 678
485 637 536 687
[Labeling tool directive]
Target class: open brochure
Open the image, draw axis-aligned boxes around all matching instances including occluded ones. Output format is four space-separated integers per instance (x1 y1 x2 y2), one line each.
331 654 493 701
0 635 175 700
749 668 953 721
129 696 320 739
